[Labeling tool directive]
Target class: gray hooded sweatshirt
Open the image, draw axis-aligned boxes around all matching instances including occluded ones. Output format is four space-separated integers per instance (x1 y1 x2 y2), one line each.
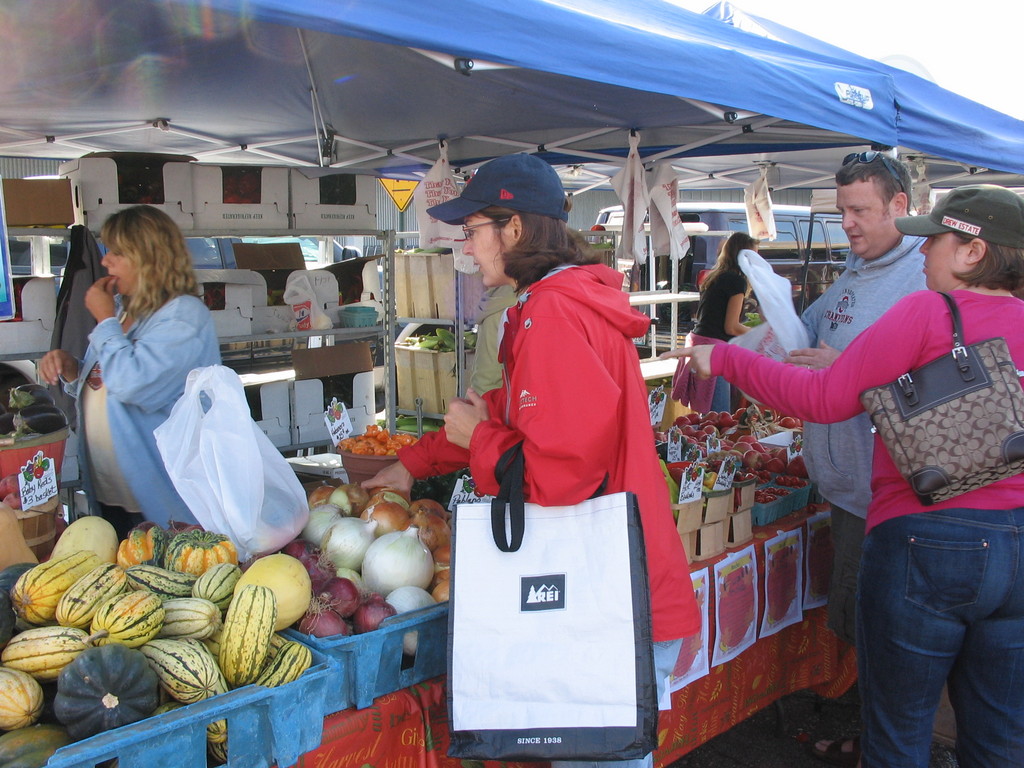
799 235 926 518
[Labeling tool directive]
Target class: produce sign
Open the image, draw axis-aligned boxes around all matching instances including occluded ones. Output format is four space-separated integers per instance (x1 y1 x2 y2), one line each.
803 510 834 609
16 451 57 510
323 397 354 446
711 546 757 668
760 529 803 637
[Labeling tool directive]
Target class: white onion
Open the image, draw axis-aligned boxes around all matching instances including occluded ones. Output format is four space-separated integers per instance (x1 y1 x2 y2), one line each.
386 585 437 654
321 517 378 572
302 504 343 545
361 527 434 596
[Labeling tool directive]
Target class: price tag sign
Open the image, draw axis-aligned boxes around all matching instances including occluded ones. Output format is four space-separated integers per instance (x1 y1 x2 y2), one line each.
683 442 703 463
324 397 354 446
678 463 704 504
787 432 803 462
704 436 722 454
448 471 494 511
666 426 683 463
18 450 58 509
712 455 739 491
648 385 667 428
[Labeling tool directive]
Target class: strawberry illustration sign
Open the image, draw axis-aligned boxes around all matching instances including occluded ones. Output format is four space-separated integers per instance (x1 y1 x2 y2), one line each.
18 450 58 509
323 397 354 446
448 471 495 511
648 385 666 427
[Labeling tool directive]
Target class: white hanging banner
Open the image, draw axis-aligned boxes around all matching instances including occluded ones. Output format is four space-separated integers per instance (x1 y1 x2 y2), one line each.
610 133 650 266
414 144 466 251
744 169 777 241
648 161 690 264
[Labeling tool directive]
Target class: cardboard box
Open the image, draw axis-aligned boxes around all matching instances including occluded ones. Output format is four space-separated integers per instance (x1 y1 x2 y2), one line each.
2 178 74 227
257 380 291 448
290 169 378 231
0 277 57 355
394 250 486 321
691 521 725 562
674 498 703 534
194 269 261 338
233 242 305 299
291 342 374 380
59 154 194 230
292 378 331 445
702 489 733 525
192 164 289 229
726 508 753 546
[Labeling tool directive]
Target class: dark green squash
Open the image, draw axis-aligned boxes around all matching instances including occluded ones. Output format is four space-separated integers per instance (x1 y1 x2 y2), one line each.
54 645 160 740
0 591 16 649
0 723 72 768
0 564 35 599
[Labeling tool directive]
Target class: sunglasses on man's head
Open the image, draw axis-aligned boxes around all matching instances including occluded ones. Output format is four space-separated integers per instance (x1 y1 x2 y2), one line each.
842 151 906 194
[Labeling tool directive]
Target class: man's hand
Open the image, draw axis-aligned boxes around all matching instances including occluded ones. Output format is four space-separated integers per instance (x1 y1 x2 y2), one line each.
785 341 839 370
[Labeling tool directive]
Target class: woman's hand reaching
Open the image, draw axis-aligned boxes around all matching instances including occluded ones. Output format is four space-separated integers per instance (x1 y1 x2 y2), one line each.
658 345 715 378
39 350 80 386
445 389 489 449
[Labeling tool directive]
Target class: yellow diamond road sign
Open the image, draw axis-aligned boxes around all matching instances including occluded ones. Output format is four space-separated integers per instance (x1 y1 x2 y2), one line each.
378 178 419 212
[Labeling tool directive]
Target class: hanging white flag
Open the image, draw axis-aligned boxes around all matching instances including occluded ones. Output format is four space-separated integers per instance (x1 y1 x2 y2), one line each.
610 133 650 266
744 170 777 241
414 144 466 251
648 162 690 265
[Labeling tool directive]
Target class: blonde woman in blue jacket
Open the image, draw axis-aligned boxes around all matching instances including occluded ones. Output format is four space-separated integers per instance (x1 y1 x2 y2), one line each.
40 205 220 536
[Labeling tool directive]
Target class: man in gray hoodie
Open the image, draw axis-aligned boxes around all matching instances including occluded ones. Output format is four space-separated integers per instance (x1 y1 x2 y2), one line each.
786 153 925 765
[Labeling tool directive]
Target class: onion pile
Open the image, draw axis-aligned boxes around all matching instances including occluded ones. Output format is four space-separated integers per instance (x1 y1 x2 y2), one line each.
289 482 452 639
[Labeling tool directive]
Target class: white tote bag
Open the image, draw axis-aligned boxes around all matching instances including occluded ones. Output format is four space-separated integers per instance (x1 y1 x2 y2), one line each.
447 445 657 761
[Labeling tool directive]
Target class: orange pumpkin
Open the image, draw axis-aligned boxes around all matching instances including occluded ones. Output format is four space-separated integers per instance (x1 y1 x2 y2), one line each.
163 530 238 577
116 522 168 569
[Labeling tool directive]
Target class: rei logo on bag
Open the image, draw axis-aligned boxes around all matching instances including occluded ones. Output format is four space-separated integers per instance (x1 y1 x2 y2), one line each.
521 574 565 611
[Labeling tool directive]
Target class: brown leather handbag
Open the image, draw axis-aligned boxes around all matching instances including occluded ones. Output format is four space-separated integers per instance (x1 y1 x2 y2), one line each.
859 292 1024 505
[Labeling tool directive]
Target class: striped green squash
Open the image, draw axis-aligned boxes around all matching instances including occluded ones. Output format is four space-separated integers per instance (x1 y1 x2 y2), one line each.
125 565 198 601
55 563 128 629
89 591 165 648
140 638 228 704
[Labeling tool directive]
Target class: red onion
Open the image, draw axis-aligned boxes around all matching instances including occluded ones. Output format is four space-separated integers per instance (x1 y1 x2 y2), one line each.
352 594 397 634
298 600 352 638
281 538 316 560
318 577 361 618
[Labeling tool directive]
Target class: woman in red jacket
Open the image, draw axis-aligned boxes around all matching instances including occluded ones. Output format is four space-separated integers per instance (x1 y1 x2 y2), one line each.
365 153 700 761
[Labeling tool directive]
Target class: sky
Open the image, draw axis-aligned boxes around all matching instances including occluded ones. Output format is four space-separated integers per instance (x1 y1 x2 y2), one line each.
672 0 1024 121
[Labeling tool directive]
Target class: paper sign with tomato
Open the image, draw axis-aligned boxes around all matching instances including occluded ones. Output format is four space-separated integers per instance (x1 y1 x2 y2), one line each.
711 455 739 491
648 385 666 427
18 450 58 510
323 397 354 446
760 529 804 637
678 463 704 504
712 545 758 667
787 431 803 462
666 426 683 463
670 567 710 691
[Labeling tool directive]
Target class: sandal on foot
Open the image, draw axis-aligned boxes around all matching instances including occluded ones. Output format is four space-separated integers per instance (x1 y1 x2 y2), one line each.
810 736 860 768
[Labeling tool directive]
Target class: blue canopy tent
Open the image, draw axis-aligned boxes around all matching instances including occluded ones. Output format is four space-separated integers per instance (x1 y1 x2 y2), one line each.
0 0 1021 191
703 1 1024 186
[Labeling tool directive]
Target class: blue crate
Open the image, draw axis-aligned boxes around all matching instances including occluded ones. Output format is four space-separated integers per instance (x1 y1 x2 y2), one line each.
285 601 448 710
751 482 813 526
45 642 341 768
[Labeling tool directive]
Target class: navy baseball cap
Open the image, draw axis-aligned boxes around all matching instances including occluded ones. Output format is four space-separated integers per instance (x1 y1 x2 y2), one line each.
426 153 568 224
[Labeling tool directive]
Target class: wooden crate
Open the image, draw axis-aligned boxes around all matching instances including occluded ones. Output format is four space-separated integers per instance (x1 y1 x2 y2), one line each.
395 345 457 416
726 509 753 546
394 251 485 321
702 490 733 525
674 498 704 535
691 521 725 562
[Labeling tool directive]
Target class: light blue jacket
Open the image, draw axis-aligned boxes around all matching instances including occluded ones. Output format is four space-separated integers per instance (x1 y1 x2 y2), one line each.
799 236 926 518
72 295 221 527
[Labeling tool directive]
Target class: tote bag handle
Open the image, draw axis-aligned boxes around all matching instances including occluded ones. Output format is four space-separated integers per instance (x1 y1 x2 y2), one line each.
489 443 609 553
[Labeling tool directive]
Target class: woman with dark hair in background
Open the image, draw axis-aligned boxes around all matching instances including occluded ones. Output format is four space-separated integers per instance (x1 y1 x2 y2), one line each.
40 205 220 536
671 231 756 414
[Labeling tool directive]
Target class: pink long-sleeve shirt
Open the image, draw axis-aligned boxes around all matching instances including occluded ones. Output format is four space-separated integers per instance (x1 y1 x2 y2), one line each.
713 289 1024 533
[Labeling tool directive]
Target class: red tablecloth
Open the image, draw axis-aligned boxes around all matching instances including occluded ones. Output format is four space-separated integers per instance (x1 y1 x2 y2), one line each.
294 509 857 768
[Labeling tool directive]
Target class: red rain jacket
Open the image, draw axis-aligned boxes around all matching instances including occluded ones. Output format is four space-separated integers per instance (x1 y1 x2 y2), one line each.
400 264 700 641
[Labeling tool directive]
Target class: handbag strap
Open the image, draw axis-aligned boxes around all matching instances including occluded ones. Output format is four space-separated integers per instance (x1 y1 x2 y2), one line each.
937 292 974 380
489 442 611 553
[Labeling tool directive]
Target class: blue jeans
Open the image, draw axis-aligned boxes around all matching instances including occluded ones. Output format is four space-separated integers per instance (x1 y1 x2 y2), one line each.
857 507 1024 768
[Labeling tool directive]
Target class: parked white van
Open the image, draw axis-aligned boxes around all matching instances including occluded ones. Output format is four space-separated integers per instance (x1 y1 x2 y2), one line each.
594 201 850 313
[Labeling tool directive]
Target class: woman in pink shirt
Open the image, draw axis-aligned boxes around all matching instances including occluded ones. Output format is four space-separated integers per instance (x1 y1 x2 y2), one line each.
663 185 1024 768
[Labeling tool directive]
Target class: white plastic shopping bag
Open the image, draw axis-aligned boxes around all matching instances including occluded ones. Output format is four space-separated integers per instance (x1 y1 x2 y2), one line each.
738 249 809 355
611 132 651 267
154 365 309 560
744 172 777 241
282 271 332 331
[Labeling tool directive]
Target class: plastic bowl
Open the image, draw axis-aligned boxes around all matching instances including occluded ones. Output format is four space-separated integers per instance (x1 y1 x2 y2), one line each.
337 449 399 484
